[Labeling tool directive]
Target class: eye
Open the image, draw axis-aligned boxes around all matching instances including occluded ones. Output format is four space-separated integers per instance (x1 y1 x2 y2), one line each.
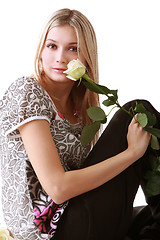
46 43 57 49
69 46 78 52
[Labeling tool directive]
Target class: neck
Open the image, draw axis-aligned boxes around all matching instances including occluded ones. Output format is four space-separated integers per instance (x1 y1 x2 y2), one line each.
42 78 74 110
40 77 79 123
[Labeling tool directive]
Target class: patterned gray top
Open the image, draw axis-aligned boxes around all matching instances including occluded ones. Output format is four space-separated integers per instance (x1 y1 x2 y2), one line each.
0 77 90 239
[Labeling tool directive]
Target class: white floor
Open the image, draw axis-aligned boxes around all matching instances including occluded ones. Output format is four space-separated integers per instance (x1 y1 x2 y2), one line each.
133 186 147 206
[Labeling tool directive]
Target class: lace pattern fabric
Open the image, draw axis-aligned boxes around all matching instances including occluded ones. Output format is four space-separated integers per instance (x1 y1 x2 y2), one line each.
0 77 90 239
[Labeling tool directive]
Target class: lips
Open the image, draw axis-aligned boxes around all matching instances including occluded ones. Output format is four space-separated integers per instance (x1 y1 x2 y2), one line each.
52 68 66 73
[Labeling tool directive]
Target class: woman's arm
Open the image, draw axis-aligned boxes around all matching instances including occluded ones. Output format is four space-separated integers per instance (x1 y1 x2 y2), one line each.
19 118 151 204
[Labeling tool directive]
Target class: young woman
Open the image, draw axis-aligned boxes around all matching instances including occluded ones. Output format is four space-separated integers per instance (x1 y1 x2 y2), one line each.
0 8 160 240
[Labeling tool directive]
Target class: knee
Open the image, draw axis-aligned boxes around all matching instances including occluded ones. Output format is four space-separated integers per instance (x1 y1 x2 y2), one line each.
122 99 152 110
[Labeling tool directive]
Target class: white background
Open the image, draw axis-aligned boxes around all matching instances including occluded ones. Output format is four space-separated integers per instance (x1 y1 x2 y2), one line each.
0 0 160 226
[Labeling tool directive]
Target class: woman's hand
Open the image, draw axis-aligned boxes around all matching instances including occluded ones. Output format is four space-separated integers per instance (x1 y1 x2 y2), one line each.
127 116 151 160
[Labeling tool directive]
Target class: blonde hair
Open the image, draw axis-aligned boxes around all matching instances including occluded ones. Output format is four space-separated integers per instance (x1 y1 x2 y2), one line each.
34 8 100 144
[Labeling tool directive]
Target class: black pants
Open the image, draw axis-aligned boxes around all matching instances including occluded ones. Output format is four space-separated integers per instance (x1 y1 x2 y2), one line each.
53 100 160 240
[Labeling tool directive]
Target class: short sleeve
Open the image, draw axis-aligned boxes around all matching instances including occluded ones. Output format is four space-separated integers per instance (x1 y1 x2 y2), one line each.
0 77 54 138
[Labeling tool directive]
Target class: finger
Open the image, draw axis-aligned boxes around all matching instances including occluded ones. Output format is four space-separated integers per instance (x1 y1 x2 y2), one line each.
130 114 138 125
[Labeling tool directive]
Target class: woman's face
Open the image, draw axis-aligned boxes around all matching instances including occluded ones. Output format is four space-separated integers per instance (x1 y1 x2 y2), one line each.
41 24 85 83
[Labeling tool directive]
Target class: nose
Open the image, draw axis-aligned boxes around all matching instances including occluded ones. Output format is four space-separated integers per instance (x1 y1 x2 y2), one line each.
56 48 66 63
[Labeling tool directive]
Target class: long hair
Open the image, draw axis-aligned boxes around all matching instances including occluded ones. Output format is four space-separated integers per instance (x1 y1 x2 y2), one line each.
34 8 100 145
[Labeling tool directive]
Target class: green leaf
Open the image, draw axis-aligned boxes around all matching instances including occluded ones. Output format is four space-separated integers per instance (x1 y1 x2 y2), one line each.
144 170 154 180
135 103 147 113
134 103 156 126
82 75 117 97
144 127 160 139
110 90 118 101
137 113 148 127
102 99 115 107
80 121 101 146
145 174 160 197
157 157 160 172
82 79 111 95
101 117 107 124
146 112 156 126
151 135 160 150
149 154 159 171
87 107 106 121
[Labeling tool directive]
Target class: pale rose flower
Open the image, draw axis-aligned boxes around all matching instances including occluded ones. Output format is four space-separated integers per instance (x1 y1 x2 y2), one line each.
0 228 14 240
63 59 86 81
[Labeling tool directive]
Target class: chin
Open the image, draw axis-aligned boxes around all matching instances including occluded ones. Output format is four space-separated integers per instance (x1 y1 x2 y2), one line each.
50 76 73 84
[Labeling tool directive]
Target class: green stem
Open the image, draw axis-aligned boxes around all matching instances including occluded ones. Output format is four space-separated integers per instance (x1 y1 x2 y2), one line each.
83 73 134 118
82 73 91 81
106 106 118 117
82 74 110 95
115 101 134 118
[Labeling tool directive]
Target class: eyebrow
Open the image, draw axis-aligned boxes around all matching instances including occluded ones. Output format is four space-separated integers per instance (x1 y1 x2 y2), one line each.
46 39 78 45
